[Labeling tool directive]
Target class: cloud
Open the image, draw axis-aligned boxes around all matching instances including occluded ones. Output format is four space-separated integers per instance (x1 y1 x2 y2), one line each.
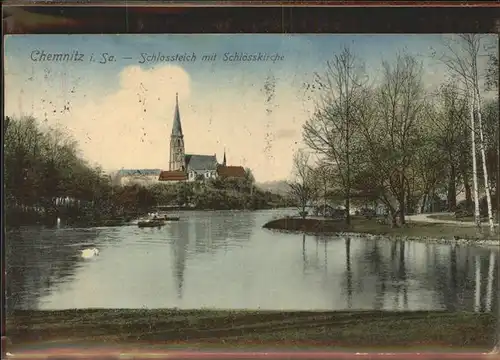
274 128 298 140
67 65 191 170
6 64 192 171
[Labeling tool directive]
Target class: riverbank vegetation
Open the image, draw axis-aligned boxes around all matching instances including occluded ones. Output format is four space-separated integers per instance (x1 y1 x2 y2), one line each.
285 35 499 238
6 309 495 349
4 116 293 228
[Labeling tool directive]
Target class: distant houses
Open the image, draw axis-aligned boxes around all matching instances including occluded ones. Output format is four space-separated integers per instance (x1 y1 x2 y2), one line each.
112 169 162 187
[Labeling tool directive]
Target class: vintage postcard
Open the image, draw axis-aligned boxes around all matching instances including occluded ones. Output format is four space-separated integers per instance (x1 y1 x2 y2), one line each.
3 34 499 353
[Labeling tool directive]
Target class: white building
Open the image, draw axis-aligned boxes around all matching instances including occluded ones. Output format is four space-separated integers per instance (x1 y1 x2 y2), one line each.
114 169 162 187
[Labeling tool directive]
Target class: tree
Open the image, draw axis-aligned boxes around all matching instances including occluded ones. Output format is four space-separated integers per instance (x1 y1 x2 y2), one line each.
311 161 334 214
349 53 426 225
302 46 367 225
485 52 498 92
175 182 194 207
376 53 426 224
410 114 448 214
244 168 255 185
438 34 496 233
287 149 318 219
348 87 402 225
426 81 470 211
481 99 500 221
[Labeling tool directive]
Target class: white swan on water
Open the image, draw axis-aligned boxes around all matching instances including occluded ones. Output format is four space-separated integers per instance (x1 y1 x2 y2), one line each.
80 248 99 259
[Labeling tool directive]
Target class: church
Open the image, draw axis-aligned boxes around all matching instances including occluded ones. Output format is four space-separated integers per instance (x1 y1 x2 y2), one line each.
114 94 246 186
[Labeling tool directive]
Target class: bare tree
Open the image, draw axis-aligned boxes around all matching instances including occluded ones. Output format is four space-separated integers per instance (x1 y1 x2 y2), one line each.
312 161 331 215
302 46 367 225
345 53 427 226
485 52 498 92
410 114 448 214
437 34 495 233
426 81 470 212
349 87 401 226
481 100 500 222
287 149 318 219
374 53 426 225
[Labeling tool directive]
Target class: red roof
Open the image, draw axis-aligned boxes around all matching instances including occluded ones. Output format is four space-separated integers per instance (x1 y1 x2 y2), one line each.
158 170 188 181
217 165 246 178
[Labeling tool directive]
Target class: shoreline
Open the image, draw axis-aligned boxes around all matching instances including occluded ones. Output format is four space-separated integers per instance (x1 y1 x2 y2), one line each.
6 207 292 230
262 217 500 248
6 309 496 350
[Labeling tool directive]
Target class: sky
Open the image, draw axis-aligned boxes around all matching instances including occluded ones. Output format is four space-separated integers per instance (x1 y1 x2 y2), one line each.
4 34 498 182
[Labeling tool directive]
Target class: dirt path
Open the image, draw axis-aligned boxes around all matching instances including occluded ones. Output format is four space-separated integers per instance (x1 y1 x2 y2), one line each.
407 213 499 227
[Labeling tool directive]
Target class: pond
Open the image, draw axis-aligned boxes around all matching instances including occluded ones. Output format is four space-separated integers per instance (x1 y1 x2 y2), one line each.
5 209 498 312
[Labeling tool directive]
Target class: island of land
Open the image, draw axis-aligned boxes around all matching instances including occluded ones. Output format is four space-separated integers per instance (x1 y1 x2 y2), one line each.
262 214 500 246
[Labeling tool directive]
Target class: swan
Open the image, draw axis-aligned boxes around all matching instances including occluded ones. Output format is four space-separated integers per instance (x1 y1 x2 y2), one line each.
80 248 99 259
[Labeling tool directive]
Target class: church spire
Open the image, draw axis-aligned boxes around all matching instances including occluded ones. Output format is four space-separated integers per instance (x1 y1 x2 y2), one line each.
169 92 186 171
171 92 183 137
222 148 227 166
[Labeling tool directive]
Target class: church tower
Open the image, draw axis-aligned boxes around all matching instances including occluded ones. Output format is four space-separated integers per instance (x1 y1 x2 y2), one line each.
222 148 227 166
169 93 186 171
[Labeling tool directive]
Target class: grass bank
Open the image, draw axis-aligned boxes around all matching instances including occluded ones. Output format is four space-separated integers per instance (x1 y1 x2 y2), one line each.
6 309 496 350
262 217 497 242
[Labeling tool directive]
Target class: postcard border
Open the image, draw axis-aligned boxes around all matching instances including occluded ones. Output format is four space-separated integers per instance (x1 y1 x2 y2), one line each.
2 2 500 360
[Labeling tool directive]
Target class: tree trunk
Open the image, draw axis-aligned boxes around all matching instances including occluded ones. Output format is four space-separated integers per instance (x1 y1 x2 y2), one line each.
399 173 406 225
346 162 351 226
406 178 412 215
389 208 398 227
474 88 495 234
459 155 473 210
470 97 482 230
420 193 427 214
345 195 351 225
465 181 473 210
497 117 500 224
324 180 327 216
447 163 457 211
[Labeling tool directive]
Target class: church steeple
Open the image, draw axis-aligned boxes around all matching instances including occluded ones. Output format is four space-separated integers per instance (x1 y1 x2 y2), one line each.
171 92 183 137
222 148 227 166
169 93 186 171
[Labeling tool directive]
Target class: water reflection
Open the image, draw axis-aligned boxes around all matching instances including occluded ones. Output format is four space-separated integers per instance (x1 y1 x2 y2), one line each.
475 255 481 312
300 235 498 312
5 227 114 311
345 237 352 309
4 210 499 311
486 251 496 312
190 211 256 254
169 221 189 300
166 211 257 302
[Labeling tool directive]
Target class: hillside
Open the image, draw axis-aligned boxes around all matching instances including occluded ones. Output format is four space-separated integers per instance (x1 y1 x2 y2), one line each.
257 180 289 195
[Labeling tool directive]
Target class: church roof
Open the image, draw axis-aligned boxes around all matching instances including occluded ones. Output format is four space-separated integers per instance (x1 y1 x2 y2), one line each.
118 169 161 176
171 93 183 137
185 154 218 171
159 170 188 181
217 165 246 178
